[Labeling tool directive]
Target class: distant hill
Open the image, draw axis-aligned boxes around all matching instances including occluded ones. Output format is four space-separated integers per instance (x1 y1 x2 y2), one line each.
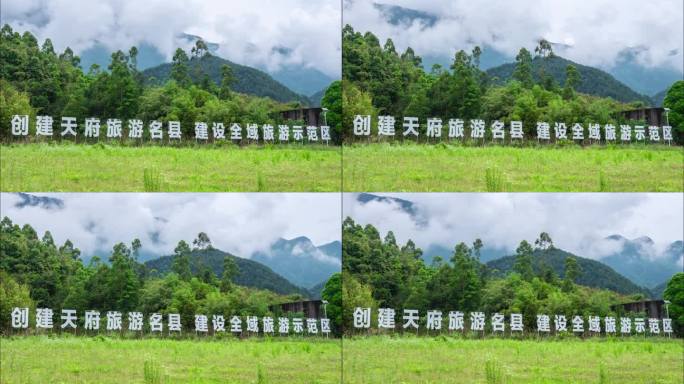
144 248 309 296
486 248 650 296
651 88 670 107
308 280 327 299
269 65 335 98
486 55 653 104
599 235 682 289
142 54 310 104
309 87 327 107
651 281 668 299
251 237 340 289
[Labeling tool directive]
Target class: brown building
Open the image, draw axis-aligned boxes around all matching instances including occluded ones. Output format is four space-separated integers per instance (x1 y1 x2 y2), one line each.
277 107 324 127
611 299 667 318
617 107 667 126
269 300 324 319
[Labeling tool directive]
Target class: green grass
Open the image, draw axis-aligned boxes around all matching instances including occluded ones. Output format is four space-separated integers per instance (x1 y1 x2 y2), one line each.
343 144 684 191
0 144 341 192
343 336 683 383
1 336 340 383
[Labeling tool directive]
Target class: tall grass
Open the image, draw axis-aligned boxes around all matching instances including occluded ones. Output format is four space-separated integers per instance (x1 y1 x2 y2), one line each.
485 359 507 384
143 168 162 192
485 167 508 192
143 360 163 384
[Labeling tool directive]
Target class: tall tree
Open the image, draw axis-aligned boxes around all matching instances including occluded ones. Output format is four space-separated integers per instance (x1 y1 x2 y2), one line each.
219 64 234 100
563 256 581 292
172 240 192 281
563 64 581 100
534 232 554 250
220 256 239 292
663 273 684 334
170 48 191 87
512 48 534 88
513 240 534 281
192 232 212 250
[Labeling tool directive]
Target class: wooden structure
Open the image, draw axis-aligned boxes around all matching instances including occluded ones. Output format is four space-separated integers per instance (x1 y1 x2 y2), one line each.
269 300 323 319
277 107 324 127
611 299 666 318
617 107 667 126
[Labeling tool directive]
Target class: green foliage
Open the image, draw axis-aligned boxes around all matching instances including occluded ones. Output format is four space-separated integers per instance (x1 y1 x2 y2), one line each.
342 25 664 144
344 218 642 334
0 24 324 142
513 240 534 281
0 270 35 332
513 48 534 89
0 217 314 333
144 248 309 296
321 80 342 141
663 273 684 334
487 248 648 296
220 256 239 293
663 80 684 143
321 272 342 335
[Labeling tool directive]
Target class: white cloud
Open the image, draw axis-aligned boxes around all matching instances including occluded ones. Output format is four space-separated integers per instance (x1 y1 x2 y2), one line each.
344 0 684 72
0 0 341 77
0 193 340 260
343 193 683 260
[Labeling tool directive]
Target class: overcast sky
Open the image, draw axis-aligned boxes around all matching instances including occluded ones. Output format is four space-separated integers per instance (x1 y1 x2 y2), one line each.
1 0 341 77
344 193 683 260
0 193 340 259
344 0 684 72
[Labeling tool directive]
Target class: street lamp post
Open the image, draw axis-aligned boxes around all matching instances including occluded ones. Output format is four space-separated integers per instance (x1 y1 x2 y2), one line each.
321 108 329 146
322 300 329 338
664 300 671 338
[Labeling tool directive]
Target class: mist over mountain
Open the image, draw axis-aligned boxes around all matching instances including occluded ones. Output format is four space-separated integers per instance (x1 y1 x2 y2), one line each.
78 33 334 104
368 2 681 103
251 237 341 289
598 235 683 289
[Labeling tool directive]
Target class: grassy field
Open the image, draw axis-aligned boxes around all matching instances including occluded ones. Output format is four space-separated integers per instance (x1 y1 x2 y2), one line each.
343 144 684 191
343 336 683 384
1 336 341 383
0 144 340 192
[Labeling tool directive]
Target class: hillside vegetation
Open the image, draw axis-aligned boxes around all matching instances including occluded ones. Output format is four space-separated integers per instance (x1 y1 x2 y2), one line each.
144 248 309 296
486 248 650 295
142 54 310 104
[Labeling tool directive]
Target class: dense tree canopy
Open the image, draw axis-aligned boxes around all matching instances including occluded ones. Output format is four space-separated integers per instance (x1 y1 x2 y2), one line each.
1 217 340 334
342 217 664 334
342 25 682 144
0 25 340 143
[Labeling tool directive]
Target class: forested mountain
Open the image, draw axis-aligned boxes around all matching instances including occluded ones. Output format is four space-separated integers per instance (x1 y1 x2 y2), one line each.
1 216 348 333
142 54 310 104
598 236 683 289
251 237 341 289
342 25 684 143
341 217 684 334
144 248 309 296
486 56 652 104
1 25 350 141
486 248 650 296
